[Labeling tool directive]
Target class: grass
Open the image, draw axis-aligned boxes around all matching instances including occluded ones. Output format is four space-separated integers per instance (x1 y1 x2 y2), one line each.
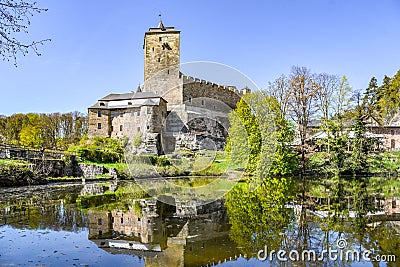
0 159 30 167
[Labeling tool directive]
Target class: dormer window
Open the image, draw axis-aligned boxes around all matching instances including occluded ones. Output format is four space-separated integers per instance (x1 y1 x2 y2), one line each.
128 102 132 105
100 102 105 106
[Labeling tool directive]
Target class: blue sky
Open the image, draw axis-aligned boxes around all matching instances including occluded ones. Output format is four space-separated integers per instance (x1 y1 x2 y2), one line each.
1 0 399 116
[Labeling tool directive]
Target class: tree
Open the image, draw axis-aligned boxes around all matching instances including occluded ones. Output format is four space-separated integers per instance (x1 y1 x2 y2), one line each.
349 91 371 174
267 74 291 118
0 0 50 64
288 66 321 174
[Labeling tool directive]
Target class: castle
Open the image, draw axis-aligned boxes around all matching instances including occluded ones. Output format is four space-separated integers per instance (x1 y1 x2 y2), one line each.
88 21 250 154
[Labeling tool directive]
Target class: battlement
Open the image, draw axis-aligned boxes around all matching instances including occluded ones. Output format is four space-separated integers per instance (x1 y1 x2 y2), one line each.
181 74 249 95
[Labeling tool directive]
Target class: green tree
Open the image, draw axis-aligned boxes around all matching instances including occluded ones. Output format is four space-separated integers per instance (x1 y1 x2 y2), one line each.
19 113 43 148
226 92 295 176
349 92 371 174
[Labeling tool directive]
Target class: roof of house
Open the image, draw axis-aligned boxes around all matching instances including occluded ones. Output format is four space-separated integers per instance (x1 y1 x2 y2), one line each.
99 91 160 101
88 92 166 109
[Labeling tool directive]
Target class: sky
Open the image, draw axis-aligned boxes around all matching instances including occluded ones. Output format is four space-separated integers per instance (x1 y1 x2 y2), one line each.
1 0 400 116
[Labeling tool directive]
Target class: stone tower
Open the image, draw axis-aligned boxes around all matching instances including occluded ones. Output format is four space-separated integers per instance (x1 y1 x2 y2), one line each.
143 20 180 82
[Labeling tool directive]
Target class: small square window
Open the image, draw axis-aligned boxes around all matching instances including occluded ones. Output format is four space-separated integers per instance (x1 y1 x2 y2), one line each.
147 125 150 130
159 37 162 41
128 102 132 105
147 107 152 114
98 218 102 225
99 102 105 106
97 123 102 129
97 111 102 117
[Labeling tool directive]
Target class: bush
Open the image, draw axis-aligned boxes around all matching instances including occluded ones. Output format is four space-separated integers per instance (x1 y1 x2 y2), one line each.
68 136 124 163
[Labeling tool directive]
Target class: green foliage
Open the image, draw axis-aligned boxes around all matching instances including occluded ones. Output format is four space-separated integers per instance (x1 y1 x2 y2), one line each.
225 178 294 255
227 92 297 176
0 112 87 149
68 136 124 163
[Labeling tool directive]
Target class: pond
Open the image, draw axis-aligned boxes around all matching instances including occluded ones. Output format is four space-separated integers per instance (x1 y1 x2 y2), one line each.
0 176 399 266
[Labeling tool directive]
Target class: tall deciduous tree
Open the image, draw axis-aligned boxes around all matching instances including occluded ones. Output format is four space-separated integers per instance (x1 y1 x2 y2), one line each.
288 66 321 174
0 0 50 64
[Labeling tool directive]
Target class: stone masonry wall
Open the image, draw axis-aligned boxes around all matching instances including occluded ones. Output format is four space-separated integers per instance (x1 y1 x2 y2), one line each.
182 75 242 110
88 109 111 138
144 31 180 82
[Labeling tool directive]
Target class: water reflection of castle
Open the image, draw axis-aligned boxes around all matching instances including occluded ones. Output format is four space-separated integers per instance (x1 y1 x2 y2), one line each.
87 199 241 267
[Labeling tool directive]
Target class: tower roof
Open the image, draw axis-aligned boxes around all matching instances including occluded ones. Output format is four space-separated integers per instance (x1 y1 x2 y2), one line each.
157 20 165 30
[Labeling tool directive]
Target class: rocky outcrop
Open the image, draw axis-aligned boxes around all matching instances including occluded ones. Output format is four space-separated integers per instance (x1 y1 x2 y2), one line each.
0 165 47 187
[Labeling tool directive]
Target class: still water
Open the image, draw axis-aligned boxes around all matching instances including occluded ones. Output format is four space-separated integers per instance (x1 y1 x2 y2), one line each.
0 177 399 266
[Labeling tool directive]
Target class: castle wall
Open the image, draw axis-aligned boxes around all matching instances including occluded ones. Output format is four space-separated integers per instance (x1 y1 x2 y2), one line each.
182 75 242 110
143 69 183 106
144 31 180 82
88 109 111 138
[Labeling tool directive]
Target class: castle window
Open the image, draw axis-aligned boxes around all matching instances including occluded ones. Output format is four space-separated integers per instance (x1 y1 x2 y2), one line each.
159 37 162 41
128 102 132 105
201 99 205 106
111 126 113 132
138 217 141 222
147 125 150 130
97 111 102 117
157 58 160 62
111 112 114 118
137 127 141 132
98 218 102 225
100 102 105 106
152 47 154 51
121 218 124 224
188 97 192 103
137 110 140 116
167 69 169 74
147 107 152 114
120 125 123 131
97 123 102 129
391 130 394 135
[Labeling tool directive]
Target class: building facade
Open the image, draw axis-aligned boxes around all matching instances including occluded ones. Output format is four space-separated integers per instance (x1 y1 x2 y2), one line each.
88 21 250 154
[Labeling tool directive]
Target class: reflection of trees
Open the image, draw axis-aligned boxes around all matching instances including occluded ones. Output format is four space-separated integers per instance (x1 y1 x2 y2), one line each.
225 178 293 256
